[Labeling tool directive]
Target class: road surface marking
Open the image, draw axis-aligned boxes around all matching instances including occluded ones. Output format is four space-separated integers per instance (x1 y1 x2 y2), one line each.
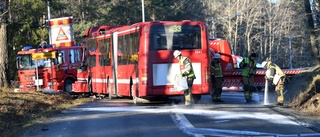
68 106 320 136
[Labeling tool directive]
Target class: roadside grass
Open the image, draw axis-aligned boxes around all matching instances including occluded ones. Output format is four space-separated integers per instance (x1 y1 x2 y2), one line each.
287 66 320 116
0 87 90 137
289 75 320 116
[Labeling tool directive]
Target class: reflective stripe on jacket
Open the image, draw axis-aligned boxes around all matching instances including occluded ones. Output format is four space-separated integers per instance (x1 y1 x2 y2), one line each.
179 56 195 78
211 62 223 78
240 57 256 77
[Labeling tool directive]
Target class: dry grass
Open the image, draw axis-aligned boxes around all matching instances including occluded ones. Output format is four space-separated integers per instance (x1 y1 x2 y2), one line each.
0 87 89 137
287 66 320 116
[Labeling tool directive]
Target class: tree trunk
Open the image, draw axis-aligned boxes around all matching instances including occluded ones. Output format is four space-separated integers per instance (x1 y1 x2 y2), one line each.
305 0 320 65
0 23 9 88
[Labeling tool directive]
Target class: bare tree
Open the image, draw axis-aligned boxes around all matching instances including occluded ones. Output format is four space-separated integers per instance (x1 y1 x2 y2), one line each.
0 0 9 88
207 0 313 68
305 0 320 65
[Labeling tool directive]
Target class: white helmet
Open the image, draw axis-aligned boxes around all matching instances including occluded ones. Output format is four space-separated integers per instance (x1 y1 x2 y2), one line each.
173 50 181 58
214 53 221 58
261 61 268 67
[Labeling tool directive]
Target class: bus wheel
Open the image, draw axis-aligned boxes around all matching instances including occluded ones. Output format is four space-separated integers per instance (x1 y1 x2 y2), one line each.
193 95 201 103
107 78 112 100
64 79 73 92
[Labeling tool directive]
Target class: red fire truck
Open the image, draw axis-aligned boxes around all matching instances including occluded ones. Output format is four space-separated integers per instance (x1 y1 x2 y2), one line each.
209 38 307 90
16 17 83 92
72 20 211 103
16 45 83 92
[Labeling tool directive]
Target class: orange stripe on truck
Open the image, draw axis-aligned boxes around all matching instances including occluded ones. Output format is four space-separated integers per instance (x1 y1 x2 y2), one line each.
53 42 74 48
49 18 72 26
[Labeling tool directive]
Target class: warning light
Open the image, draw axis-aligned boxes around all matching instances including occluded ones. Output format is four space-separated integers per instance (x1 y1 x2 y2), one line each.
22 46 33 51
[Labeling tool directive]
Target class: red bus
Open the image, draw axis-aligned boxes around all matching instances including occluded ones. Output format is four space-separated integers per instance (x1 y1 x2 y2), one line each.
72 20 211 103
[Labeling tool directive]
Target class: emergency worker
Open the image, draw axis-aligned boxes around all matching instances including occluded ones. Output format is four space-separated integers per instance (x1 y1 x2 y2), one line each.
239 53 257 102
261 58 286 106
211 53 224 102
173 50 196 106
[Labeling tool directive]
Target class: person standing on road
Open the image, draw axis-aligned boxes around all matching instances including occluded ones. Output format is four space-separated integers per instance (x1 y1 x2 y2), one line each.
239 53 257 102
211 53 224 102
173 50 196 106
261 57 286 106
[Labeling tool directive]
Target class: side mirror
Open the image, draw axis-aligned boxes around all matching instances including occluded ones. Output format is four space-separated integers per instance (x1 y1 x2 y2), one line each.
57 52 64 65
16 57 20 69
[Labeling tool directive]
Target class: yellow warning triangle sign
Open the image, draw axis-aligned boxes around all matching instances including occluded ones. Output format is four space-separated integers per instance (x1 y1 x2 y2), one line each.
56 27 69 41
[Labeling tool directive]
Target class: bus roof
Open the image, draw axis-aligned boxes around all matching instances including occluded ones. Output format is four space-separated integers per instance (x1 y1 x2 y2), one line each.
84 26 124 38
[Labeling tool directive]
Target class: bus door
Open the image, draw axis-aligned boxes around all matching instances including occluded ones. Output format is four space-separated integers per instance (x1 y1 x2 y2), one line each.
99 38 112 94
111 32 119 96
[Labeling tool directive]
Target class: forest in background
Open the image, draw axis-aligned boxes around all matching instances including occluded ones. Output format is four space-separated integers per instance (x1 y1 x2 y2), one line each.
0 0 319 87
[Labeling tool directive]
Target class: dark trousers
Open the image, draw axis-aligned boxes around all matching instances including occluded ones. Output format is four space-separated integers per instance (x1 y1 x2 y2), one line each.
184 77 194 105
212 77 223 100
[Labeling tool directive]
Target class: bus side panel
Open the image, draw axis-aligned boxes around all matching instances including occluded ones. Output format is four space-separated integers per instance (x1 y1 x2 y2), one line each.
92 66 108 94
135 27 148 97
116 65 137 97
91 66 111 94
104 66 114 95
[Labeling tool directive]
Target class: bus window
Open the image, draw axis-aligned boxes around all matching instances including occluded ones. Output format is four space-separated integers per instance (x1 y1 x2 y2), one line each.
99 38 111 66
88 55 96 67
150 25 201 51
88 39 96 51
118 33 139 65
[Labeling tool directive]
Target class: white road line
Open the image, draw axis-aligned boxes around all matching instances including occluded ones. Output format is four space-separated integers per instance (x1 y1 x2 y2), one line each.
171 114 204 137
67 106 320 136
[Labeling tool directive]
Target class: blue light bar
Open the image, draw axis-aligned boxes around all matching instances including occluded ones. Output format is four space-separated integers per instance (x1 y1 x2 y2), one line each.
44 44 53 48
22 46 33 51
37 44 53 49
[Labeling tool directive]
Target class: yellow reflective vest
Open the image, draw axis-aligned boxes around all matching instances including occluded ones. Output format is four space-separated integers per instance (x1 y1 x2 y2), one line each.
179 56 195 78
240 57 256 77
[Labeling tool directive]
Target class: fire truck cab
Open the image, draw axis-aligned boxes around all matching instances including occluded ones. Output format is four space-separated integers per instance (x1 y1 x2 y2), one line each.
16 44 83 92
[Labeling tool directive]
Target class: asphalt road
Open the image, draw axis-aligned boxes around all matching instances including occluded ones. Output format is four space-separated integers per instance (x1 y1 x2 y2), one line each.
20 90 320 137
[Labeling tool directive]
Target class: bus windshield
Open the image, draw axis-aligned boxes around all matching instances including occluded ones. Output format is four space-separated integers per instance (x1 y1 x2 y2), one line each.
17 54 53 70
149 25 201 51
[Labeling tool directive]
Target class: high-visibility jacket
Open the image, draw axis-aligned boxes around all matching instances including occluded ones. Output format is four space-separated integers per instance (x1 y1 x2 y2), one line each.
179 56 195 78
239 57 256 77
211 61 223 78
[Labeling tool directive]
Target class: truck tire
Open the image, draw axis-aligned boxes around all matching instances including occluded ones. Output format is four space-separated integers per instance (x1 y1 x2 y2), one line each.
64 79 73 92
